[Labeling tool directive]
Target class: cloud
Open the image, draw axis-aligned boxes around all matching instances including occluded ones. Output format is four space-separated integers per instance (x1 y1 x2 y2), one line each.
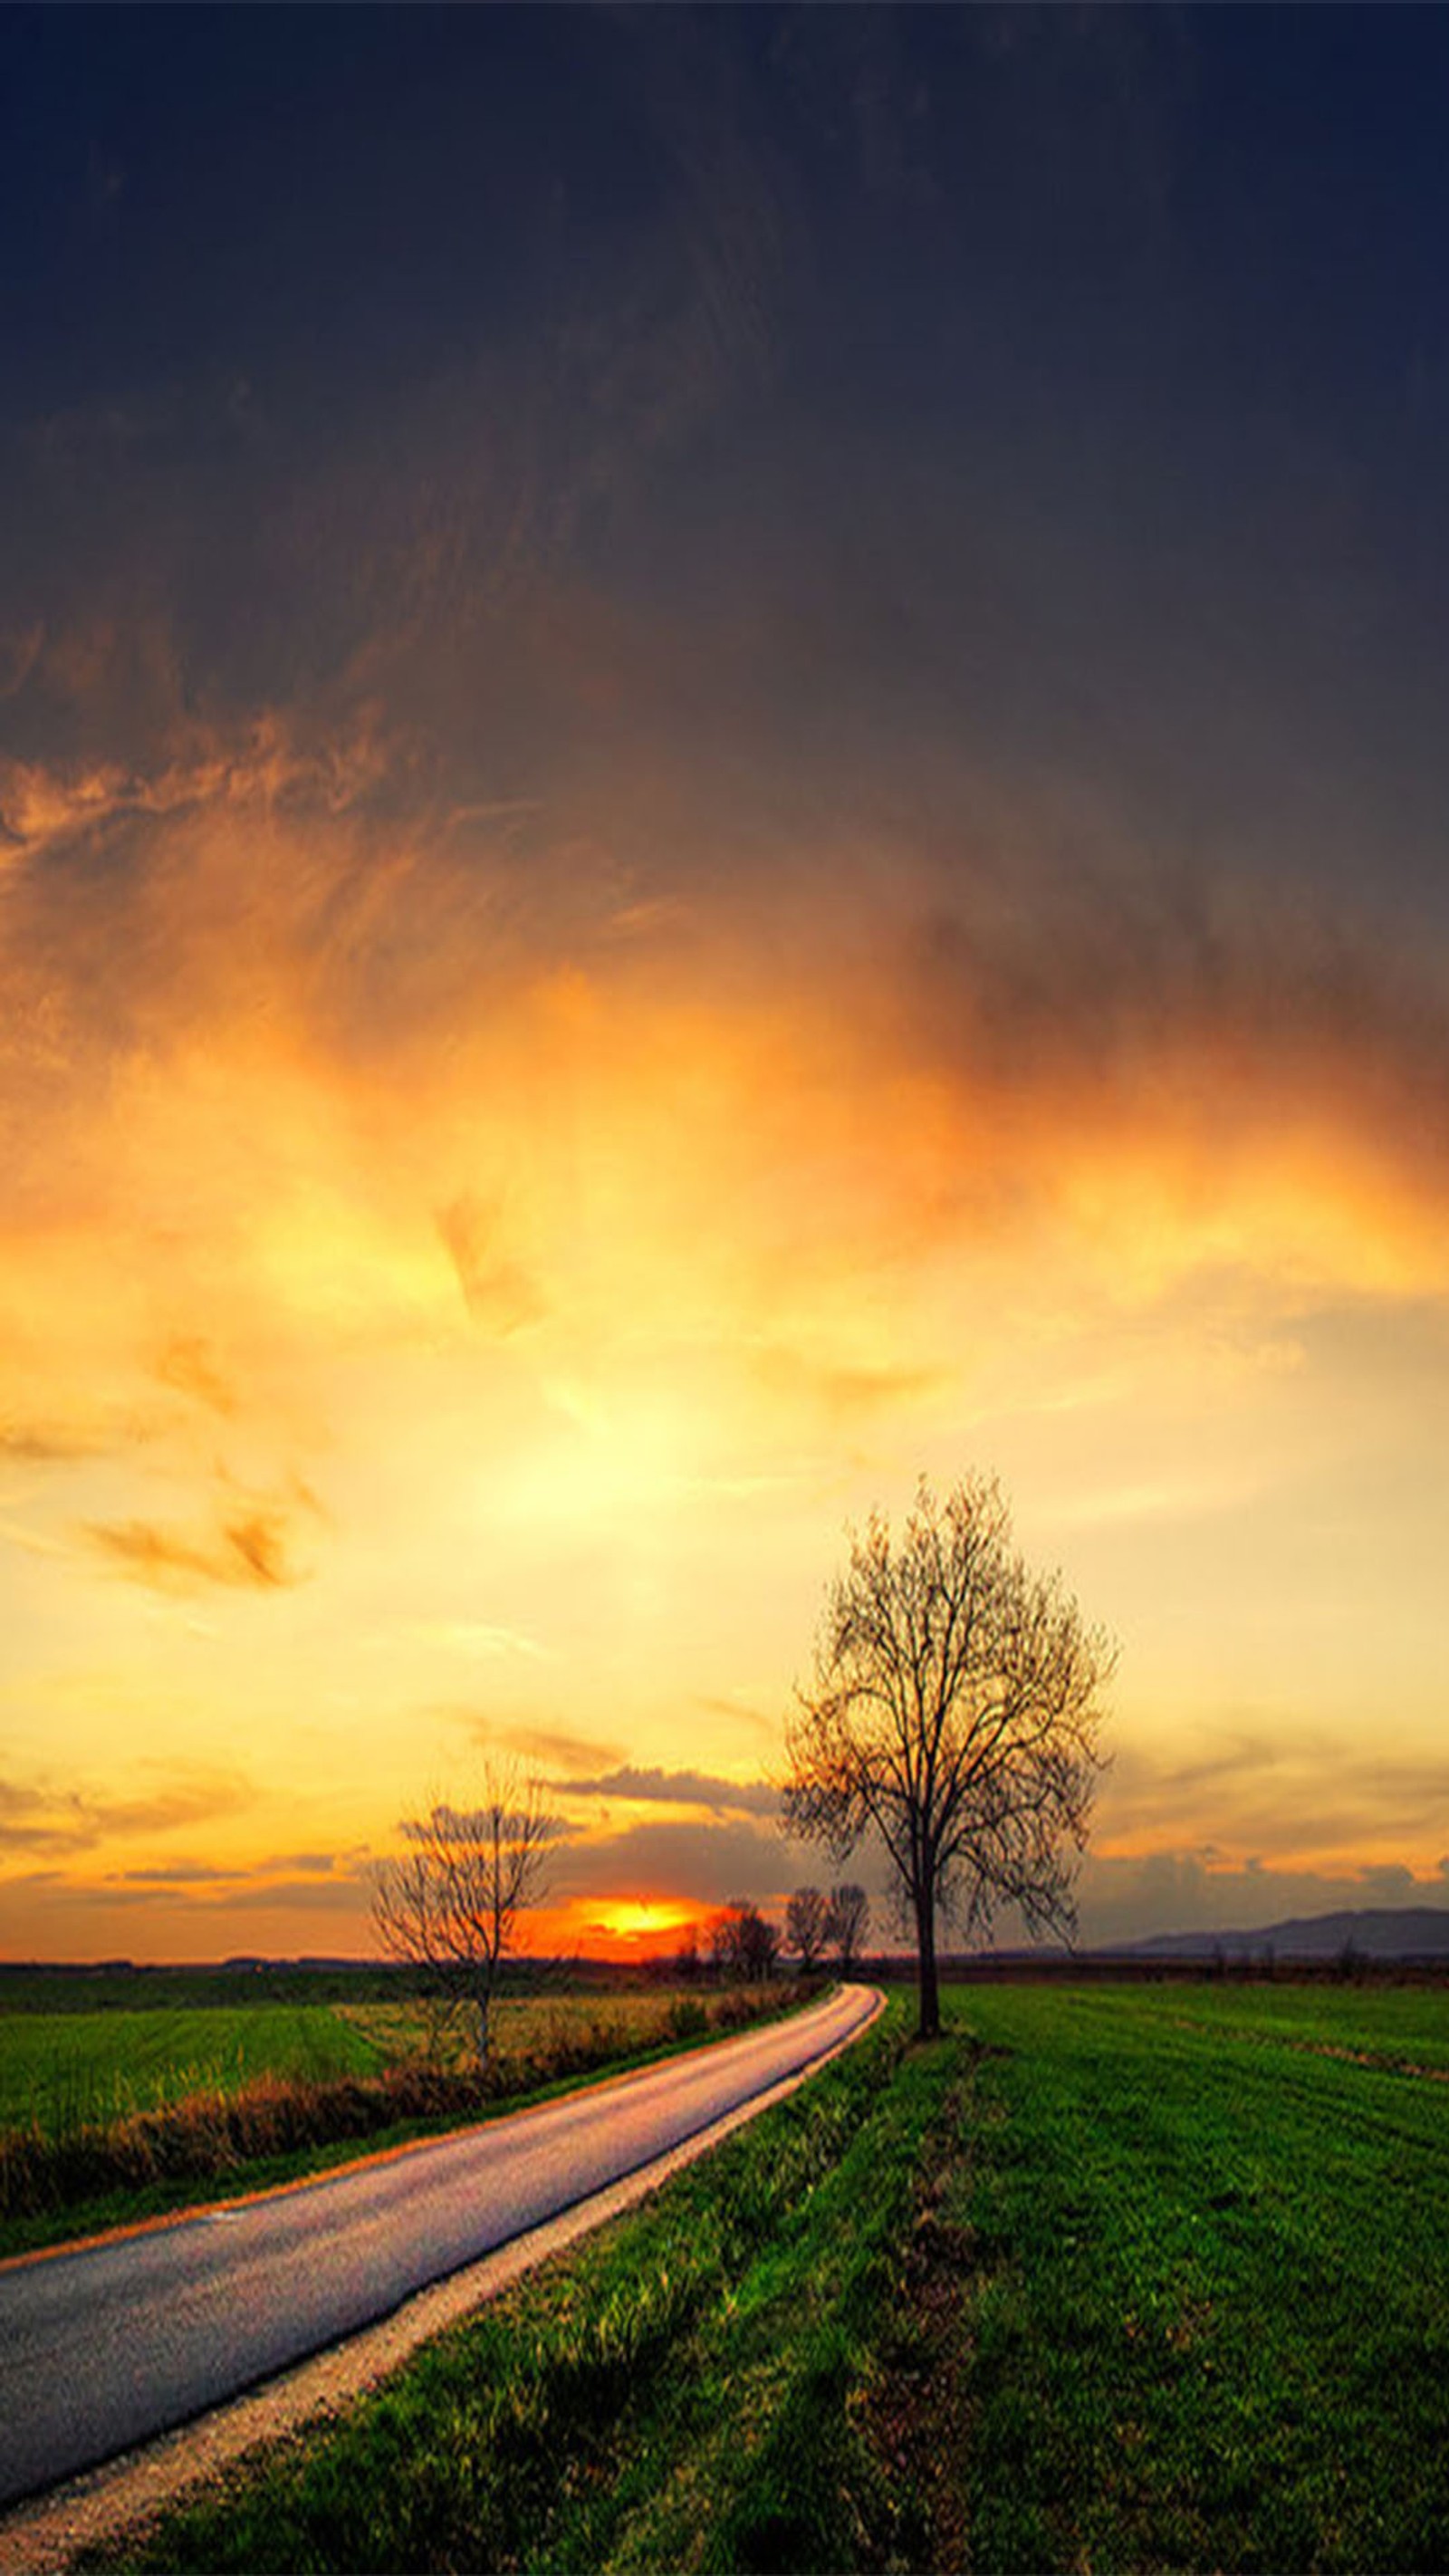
547 1812 789 1908
750 1347 949 1425
0 1767 254 1857
1101 1725 1449 1868
899 862 1449 1246
61 1871 369 1920
0 624 43 701
556 1764 779 1818
82 1505 308 1594
1075 1849 1449 1951
492 1724 629 1777
155 1337 237 1417
111 1849 345 1888
437 1193 547 1335
112 1861 237 1887
0 1416 119 1464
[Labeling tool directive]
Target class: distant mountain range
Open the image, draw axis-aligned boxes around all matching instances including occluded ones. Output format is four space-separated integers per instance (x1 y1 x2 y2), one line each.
1106 1905 1449 1963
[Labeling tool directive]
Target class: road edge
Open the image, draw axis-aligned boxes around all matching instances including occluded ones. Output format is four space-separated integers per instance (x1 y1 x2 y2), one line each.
0 1984 885 2575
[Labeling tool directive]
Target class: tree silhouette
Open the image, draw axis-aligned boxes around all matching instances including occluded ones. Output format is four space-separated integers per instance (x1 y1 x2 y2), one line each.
785 1884 830 1970
372 1768 556 2070
783 1475 1113 2038
708 1898 782 1982
825 1881 870 1974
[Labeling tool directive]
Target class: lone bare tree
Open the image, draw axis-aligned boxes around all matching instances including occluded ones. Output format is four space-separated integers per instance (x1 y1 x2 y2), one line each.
825 1882 870 1975
372 1768 556 2071
784 1884 830 1971
782 1475 1113 2039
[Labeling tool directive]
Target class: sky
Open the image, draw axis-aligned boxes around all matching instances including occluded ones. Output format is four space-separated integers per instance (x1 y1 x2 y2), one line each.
5 7 1449 1962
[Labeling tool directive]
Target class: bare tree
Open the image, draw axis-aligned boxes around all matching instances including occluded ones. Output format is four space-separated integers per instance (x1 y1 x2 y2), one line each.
782 1475 1113 2039
825 1881 870 1975
372 1768 556 2071
785 1884 830 1971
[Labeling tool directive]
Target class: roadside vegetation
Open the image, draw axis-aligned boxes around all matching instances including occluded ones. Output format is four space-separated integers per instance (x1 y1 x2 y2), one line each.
86 1977 1449 2575
0 1981 811 2262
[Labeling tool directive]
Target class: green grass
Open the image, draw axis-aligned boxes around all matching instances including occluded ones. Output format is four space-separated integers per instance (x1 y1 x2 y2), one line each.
0 2006 380 2139
952 1983 1449 2571
84 1978 1449 2575
1112 1973 1449 2071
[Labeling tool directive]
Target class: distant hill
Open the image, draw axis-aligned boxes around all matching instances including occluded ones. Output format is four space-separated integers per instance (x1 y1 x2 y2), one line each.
1107 1906 1449 1964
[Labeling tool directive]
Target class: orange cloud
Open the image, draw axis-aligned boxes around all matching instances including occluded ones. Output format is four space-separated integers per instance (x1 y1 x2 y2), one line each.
82 1507 306 1594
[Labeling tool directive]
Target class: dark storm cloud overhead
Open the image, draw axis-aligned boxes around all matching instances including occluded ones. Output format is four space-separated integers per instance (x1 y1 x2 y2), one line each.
5 5 1449 909
0 14 803 770
557 1766 779 1820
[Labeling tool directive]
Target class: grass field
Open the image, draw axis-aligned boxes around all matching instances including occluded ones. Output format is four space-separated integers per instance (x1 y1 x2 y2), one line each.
0 2005 379 2139
90 1977 1449 2574
0 1992 735 2141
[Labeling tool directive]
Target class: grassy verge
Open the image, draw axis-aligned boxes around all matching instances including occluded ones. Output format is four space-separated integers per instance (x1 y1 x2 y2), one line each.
0 1984 815 2264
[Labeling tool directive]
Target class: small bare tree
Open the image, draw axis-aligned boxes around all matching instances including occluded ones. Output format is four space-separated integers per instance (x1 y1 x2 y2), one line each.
372 1768 556 2071
825 1882 870 1975
785 1885 830 1971
783 1475 1113 2039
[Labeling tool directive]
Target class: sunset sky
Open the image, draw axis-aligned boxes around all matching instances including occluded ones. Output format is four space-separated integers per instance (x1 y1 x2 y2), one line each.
5 9 1449 1962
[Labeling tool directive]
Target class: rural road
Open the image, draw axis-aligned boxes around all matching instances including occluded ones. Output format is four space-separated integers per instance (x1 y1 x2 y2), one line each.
0 1983 878 2509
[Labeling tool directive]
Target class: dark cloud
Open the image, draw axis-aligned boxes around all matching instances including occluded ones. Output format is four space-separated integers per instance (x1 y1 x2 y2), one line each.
559 1764 779 1819
1077 1850 1449 1951
548 1812 788 1908
899 860 1449 1188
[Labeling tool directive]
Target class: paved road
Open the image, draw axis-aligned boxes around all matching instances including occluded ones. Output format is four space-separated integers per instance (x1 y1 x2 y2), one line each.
0 1984 878 2507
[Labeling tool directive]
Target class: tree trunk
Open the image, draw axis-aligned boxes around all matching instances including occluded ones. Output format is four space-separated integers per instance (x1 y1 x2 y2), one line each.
915 1882 941 2040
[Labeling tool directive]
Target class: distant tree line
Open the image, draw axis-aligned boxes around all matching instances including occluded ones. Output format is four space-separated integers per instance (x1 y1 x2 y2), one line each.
668 1883 872 1985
